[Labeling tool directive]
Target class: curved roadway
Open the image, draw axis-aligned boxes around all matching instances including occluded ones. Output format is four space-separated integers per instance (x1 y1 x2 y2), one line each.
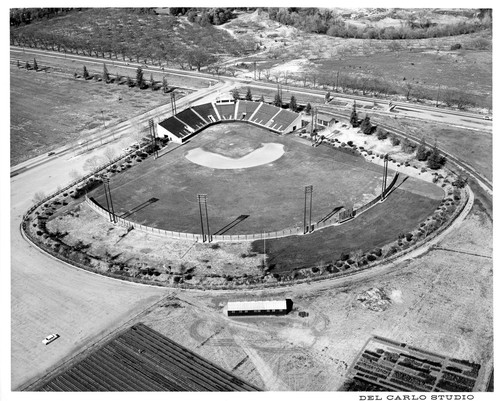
9 46 491 391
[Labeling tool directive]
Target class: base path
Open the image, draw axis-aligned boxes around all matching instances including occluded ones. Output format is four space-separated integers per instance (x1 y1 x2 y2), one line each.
185 143 285 169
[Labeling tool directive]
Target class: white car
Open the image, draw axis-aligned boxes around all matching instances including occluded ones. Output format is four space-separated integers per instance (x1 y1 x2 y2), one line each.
42 333 59 345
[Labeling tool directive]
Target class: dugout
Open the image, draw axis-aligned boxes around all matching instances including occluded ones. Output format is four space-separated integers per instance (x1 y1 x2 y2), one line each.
227 299 292 316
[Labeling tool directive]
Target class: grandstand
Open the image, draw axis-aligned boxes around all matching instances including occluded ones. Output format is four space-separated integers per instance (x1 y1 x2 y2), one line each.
215 102 236 120
175 108 208 131
158 116 193 141
249 103 279 126
192 103 220 123
267 109 301 132
236 100 260 121
156 100 302 143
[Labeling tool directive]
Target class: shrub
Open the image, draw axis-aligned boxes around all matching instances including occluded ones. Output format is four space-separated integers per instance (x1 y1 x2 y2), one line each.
405 233 413 241
210 243 220 249
340 252 350 261
311 266 320 273
376 127 388 140
450 43 462 50
367 254 377 262
347 140 353 146
390 135 401 146
373 248 382 257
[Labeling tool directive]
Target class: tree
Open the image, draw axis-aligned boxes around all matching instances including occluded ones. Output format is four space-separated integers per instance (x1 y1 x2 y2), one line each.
416 138 429 161
305 102 312 114
127 75 134 87
83 65 90 79
427 143 446 170
324 91 331 103
102 63 110 83
32 191 46 204
259 94 265 102
103 147 117 162
350 102 358 127
150 73 155 90
83 155 105 172
273 93 282 107
245 87 252 101
17 60 20 68
136 66 144 88
232 88 240 100
359 116 373 134
162 75 168 93
25 61 31 70
33 58 38 71
289 95 297 112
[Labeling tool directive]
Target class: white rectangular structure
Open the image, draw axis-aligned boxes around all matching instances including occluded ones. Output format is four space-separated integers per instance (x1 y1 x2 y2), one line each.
227 300 288 316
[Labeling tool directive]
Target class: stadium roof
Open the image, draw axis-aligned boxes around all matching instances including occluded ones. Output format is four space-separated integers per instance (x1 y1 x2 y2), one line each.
227 300 287 312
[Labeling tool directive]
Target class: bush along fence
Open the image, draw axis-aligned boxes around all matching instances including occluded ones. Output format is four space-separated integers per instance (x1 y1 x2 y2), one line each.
21 180 470 291
84 171 400 243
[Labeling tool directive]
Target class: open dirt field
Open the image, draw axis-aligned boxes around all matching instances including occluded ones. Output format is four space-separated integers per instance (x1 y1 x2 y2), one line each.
138 201 492 391
10 62 209 166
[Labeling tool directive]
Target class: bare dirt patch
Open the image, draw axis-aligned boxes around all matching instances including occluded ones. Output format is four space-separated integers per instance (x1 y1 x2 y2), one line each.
137 202 492 390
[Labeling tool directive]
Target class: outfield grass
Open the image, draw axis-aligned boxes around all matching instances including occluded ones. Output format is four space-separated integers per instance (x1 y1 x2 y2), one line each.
251 185 442 272
90 122 442 243
90 122 392 234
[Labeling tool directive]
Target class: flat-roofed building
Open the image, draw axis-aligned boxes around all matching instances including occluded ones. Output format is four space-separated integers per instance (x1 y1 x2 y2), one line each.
227 300 289 316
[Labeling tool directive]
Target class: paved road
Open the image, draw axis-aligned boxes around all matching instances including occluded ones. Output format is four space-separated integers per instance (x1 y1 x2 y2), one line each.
11 46 492 133
9 78 233 390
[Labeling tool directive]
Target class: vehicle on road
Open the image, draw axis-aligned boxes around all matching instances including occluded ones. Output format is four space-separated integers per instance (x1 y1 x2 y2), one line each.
47 152 55 156
42 333 59 345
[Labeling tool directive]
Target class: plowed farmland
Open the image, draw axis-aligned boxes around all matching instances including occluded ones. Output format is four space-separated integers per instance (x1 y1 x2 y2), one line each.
35 324 260 392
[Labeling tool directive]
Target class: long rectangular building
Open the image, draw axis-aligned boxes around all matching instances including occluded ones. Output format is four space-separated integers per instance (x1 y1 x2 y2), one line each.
227 300 288 316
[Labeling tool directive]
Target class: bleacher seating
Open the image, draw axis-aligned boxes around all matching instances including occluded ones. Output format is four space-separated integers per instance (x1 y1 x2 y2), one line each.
250 103 278 126
192 103 219 123
159 116 191 139
175 108 207 131
236 100 259 120
267 109 299 131
214 103 235 120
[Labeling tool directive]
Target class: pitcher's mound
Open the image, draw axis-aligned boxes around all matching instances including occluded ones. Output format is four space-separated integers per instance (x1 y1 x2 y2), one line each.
185 143 285 169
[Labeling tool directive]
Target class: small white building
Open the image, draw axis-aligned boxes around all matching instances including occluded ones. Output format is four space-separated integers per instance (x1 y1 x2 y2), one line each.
227 300 289 316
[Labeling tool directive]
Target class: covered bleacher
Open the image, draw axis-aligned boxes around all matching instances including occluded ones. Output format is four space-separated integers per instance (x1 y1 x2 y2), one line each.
250 103 279 126
236 100 260 121
267 109 300 131
192 103 219 123
158 116 192 140
214 103 236 120
175 108 207 131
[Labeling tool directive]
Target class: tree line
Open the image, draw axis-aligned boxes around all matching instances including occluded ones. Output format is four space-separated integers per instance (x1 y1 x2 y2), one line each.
267 8 491 40
10 8 249 72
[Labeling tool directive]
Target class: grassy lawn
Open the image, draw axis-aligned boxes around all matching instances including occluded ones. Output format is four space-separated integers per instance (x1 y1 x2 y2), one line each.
10 66 187 166
90 122 392 234
251 186 442 272
89 122 441 246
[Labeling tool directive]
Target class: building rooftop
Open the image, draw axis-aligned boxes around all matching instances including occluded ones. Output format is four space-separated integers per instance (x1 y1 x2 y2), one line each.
227 300 287 312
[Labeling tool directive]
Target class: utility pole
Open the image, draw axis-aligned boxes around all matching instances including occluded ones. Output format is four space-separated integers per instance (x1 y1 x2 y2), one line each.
381 154 389 200
148 118 158 159
303 185 313 234
170 92 177 116
436 84 441 108
336 70 340 92
197 194 211 242
103 178 116 223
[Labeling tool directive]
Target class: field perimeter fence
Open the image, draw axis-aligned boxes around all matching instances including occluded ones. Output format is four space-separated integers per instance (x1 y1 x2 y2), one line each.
84 172 400 243
22 145 154 221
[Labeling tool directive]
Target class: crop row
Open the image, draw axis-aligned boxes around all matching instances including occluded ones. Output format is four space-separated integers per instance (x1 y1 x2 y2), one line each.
38 324 259 391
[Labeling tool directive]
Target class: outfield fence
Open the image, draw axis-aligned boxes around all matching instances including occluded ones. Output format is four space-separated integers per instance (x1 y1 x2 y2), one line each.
84 171 401 243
